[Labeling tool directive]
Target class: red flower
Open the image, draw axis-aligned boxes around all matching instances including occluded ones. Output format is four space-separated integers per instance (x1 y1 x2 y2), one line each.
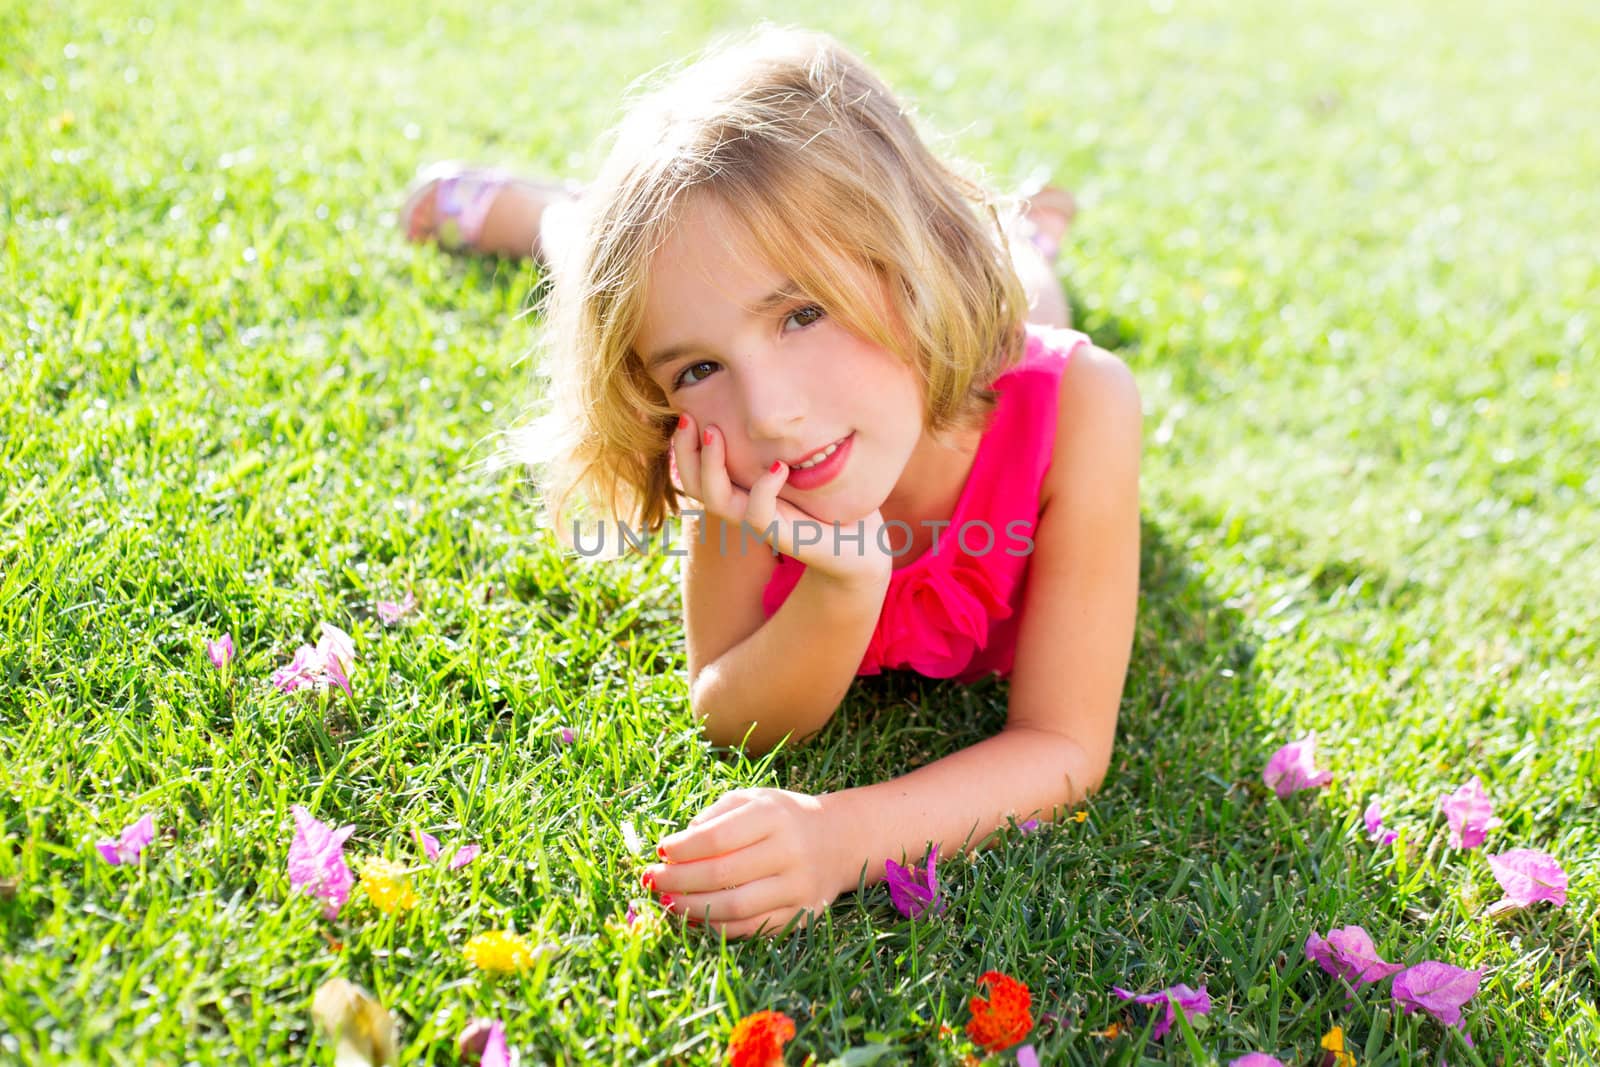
965 971 1034 1052
727 1010 796 1067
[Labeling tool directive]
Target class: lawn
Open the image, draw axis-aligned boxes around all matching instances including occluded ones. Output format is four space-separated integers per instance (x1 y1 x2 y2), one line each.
2 0 1596 1064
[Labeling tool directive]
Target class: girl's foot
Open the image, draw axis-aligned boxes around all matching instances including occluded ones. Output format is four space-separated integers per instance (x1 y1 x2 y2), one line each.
400 163 579 262
1017 184 1076 265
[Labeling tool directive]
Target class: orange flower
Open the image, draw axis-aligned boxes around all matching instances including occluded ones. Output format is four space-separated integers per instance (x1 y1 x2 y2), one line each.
965 970 1034 1052
727 1010 796 1067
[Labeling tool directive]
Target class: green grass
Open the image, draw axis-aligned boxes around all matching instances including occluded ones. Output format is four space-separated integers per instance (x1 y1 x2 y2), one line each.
2 0 1596 1063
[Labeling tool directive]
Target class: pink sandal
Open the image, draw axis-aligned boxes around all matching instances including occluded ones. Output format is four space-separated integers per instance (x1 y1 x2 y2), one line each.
400 162 580 257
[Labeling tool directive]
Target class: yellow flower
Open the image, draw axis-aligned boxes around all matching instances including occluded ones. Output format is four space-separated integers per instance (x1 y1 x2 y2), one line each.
464 930 539 973
360 859 419 915
1320 1025 1355 1067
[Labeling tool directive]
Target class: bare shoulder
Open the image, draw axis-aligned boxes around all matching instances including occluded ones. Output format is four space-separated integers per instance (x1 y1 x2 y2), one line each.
1043 344 1142 508
680 511 780 686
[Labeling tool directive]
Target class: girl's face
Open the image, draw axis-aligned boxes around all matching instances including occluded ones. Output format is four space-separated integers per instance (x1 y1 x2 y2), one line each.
636 196 926 525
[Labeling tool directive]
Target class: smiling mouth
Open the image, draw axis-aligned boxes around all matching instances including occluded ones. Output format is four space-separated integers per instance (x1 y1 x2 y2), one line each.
787 436 849 469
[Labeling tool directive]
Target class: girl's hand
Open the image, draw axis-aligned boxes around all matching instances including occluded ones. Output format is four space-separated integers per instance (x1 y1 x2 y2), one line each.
672 413 893 590
639 788 853 940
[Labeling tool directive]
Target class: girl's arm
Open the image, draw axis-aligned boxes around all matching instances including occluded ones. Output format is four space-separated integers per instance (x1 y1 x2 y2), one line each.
819 345 1141 888
682 512 890 753
642 347 1138 939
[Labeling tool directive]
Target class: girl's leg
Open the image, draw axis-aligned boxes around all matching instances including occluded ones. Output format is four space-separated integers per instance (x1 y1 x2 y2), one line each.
1008 187 1075 329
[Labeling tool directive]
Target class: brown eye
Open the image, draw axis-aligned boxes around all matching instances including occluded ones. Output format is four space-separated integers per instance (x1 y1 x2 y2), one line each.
783 305 825 331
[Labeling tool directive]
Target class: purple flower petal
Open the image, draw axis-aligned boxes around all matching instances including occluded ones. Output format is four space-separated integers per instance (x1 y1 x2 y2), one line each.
95 814 156 865
1229 1056 1289 1067
376 591 417 625
1392 961 1482 1030
414 829 441 862
207 633 235 669
1111 983 1210 1040
1486 849 1567 912
480 1019 512 1067
317 623 356 672
1440 777 1502 850
1019 818 1041 834
1262 734 1334 799
1305 925 1403 987
322 651 352 698
1015 1045 1040 1067
287 805 355 919
448 844 481 870
559 727 576 745
884 844 944 919
1363 799 1398 844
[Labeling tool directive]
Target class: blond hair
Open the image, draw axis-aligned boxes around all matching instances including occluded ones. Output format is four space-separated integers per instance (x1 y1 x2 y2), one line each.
509 25 1030 547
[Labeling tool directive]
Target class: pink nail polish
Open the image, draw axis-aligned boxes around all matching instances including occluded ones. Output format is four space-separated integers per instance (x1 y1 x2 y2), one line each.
657 845 669 861
769 460 782 474
676 415 687 432
659 894 674 908
702 429 713 446
640 871 655 891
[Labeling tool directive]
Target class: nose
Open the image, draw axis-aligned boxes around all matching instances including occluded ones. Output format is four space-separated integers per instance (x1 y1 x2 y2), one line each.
740 360 805 442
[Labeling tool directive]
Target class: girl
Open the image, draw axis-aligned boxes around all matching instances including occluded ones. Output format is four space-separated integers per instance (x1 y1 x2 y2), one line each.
486 26 1141 940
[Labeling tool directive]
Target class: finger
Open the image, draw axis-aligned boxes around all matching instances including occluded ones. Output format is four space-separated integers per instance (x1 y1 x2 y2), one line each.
650 835 786 897
740 460 789 545
657 797 770 863
667 874 790 924
671 413 702 500
696 424 735 512
718 906 811 940
689 790 754 827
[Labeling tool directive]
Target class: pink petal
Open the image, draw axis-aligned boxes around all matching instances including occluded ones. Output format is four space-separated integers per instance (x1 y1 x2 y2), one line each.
559 727 576 744
207 633 235 669
448 844 481 870
480 1020 512 1067
1392 961 1482 1029
1230 1057 1289 1067
1486 849 1567 911
413 829 441 862
376 591 417 625
1262 734 1334 799
322 651 352 698
97 814 157 865
1111 983 1210 1040
1305 925 1403 986
1015 1045 1040 1067
287 805 355 919
317 623 356 672
1363 799 1398 844
1440 777 1502 850
884 844 944 919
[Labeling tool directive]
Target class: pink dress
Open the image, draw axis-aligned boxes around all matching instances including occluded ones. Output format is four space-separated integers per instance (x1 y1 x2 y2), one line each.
760 325 1090 683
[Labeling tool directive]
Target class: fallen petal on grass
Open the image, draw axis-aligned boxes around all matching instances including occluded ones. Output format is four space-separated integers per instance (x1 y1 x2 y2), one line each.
287 806 355 919
1305 925 1403 987
1486 849 1567 913
95 813 156 866
206 632 235 669
1441 777 1502 850
1363 799 1398 844
884 844 945 919
376 590 417 624
1392 961 1482 1032
311 977 397 1066
1110 983 1209 1041
1262 734 1334 798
